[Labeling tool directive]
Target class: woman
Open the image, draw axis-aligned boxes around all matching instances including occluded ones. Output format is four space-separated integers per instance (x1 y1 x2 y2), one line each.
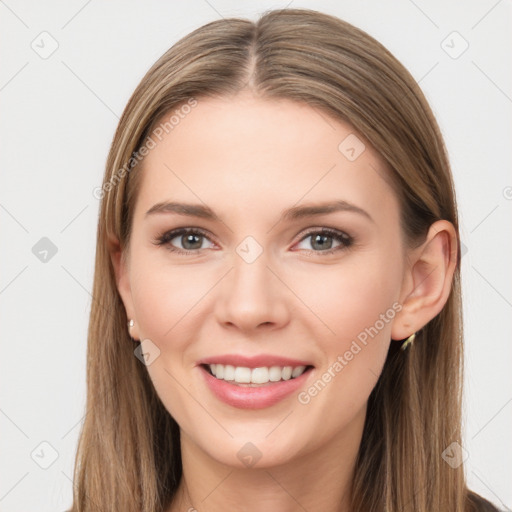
69 8 502 512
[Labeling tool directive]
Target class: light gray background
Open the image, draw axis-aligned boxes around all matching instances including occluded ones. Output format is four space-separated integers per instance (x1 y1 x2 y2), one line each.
0 1 510 510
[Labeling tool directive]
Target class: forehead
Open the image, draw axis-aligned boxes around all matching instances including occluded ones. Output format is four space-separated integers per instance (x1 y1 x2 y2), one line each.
134 93 400 225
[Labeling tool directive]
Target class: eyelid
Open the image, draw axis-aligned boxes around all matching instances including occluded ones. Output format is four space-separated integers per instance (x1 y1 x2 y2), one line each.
297 226 351 241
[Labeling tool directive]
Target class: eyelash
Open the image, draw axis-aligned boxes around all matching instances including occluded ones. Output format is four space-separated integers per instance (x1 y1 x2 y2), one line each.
153 227 354 256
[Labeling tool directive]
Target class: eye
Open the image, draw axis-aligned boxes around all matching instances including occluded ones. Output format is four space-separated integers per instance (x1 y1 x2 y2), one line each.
154 227 354 256
294 228 353 255
153 228 215 254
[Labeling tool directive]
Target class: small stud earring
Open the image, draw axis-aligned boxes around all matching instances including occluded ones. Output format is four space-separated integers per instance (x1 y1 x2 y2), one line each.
127 319 134 329
401 332 416 351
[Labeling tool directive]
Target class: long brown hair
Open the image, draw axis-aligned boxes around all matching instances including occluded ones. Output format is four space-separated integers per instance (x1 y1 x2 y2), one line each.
70 8 499 511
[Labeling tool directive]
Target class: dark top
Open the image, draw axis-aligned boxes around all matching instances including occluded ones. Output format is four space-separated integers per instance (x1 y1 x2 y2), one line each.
467 490 506 512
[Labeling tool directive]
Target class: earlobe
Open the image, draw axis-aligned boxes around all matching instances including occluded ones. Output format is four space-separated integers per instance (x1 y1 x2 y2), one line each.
391 220 458 341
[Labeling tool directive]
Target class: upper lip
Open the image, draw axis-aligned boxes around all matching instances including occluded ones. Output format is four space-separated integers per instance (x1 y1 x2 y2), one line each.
197 354 314 368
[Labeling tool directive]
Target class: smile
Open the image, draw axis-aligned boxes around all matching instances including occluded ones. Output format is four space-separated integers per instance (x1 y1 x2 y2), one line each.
198 355 315 409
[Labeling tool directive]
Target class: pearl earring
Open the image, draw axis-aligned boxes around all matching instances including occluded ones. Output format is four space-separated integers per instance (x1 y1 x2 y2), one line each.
127 319 134 329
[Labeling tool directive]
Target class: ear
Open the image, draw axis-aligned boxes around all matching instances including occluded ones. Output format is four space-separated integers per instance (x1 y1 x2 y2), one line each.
108 235 140 340
391 220 458 341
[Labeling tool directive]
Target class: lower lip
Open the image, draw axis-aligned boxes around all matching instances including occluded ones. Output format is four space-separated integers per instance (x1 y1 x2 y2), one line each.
200 366 313 409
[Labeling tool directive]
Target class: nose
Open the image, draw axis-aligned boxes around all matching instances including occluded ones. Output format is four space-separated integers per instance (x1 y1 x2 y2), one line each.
214 249 290 333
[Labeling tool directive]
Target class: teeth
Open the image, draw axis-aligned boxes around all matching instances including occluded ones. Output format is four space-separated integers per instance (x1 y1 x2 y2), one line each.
208 364 307 384
251 367 269 384
282 366 292 380
291 366 304 378
224 365 235 381
234 366 251 383
269 366 282 382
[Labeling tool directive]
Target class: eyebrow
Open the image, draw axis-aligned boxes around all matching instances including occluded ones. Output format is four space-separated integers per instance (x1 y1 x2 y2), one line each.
145 200 374 224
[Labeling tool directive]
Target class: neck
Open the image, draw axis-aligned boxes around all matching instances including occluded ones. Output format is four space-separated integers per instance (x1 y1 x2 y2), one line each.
169 405 366 512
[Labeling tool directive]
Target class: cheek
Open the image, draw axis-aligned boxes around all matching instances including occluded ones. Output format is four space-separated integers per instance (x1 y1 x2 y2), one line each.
297 248 401 346
128 252 208 421
129 249 213 342
292 248 401 408
318 251 401 401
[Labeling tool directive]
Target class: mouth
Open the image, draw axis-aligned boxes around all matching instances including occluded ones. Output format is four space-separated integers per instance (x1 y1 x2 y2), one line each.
201 363 314 387
197 356 315 409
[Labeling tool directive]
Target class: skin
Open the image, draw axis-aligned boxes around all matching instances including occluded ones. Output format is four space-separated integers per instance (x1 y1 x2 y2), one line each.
110 91 458 512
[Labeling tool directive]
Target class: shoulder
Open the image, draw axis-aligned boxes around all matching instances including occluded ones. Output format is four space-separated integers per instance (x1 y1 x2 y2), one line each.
466 489 504 512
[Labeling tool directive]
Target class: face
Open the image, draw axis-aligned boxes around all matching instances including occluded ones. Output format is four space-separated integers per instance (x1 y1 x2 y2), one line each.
117 92 408 469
